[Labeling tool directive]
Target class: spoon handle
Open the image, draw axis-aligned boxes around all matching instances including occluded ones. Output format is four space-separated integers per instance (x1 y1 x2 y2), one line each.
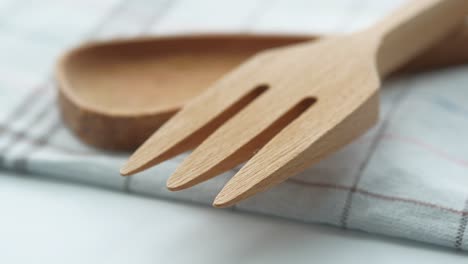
367 0 468 76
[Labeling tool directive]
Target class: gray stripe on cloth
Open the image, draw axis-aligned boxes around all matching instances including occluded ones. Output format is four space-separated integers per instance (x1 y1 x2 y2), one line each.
13 120 62 172
0 0 131 160
0 94 54 166
339 77 415 229
0 81 50 136
455 199 468 250
0 0 131 167
10 0 176 188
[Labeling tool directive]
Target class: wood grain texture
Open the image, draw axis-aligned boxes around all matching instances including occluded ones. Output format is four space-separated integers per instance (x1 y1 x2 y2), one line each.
120 0 468 208
57 35 311 151
58 23 468 151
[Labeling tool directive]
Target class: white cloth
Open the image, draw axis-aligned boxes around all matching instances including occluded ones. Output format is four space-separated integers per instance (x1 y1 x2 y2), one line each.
1 0 468 251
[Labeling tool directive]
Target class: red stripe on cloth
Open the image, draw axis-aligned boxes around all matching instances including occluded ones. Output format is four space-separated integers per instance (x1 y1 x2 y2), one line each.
288 178 468 216
382 133 468 169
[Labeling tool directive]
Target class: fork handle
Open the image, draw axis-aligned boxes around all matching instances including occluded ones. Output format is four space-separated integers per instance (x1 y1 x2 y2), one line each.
367 0 468 76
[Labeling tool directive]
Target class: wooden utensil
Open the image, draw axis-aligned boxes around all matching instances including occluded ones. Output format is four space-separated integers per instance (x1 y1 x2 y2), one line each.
58 25 468 151
121 0 468 208
57 35 316 151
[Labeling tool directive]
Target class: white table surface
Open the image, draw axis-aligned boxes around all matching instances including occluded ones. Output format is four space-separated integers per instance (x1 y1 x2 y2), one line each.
1 170 466 264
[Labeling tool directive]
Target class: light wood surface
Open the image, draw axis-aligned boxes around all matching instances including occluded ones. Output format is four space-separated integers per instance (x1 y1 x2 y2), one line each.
119 0 468 207
57 23 468 151
57 35 312 150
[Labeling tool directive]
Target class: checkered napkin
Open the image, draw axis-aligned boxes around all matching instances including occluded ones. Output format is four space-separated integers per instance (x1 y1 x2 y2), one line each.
1 0 468 251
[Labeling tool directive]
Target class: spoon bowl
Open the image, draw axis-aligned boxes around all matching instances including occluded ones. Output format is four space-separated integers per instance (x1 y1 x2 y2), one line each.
57 34 313 151
57 29 468 151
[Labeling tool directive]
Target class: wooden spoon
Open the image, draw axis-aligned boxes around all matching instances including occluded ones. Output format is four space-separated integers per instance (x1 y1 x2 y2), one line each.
120 0 468 208
58 24 468 152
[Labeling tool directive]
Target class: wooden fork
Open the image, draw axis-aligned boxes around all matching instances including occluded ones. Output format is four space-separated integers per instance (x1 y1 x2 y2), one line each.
121 0 468 207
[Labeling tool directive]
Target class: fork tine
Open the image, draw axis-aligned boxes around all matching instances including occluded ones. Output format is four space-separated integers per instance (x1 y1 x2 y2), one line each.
166 91 315 191
120 69 267 176
213 92 379 207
